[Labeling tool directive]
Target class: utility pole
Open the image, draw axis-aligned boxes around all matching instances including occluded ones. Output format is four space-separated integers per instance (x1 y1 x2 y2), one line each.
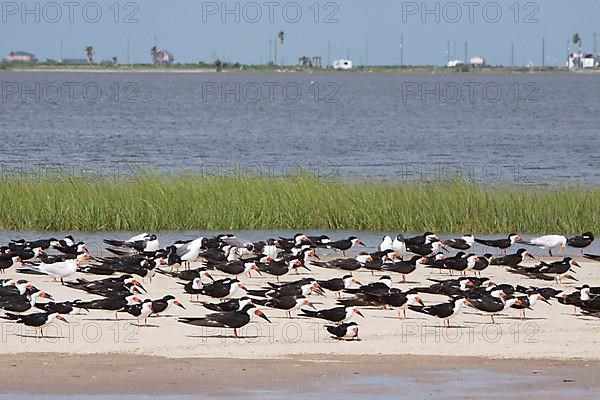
511 41 515 67
327 41 331 68
447 40 450 64
269 39 272 64
464 40 468 64
59 40 63 62
347 49 350 61
542 37 545 67
400 34 404 66
274 36 278 65
364 33 369 67
127 38 130 65
594 31 598 59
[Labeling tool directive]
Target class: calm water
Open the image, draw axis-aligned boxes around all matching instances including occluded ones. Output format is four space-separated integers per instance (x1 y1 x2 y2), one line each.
1 71 599 185
0 369 593 398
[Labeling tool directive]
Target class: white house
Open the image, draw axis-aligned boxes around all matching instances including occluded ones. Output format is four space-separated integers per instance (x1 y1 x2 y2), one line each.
333 59 353 70
5 51 37 63
568 52 597 69
470 56 485 67
446 59 464 67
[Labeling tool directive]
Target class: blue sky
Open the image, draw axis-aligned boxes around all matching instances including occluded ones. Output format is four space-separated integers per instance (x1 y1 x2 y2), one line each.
2 0 599 66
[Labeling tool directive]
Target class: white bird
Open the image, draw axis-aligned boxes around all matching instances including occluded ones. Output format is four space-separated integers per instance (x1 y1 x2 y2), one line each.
176 237 205 269
392 235 407 257
22 260 79 284
519 235 567 256
379 236 393 252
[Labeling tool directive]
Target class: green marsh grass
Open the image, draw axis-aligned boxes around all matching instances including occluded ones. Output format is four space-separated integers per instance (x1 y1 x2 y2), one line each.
0 174 598 232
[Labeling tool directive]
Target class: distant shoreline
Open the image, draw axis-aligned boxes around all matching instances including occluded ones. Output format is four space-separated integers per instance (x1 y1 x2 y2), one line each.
2 64 598 74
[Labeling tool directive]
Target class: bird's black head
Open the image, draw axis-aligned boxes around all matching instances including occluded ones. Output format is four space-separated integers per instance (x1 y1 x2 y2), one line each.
163 295 176 301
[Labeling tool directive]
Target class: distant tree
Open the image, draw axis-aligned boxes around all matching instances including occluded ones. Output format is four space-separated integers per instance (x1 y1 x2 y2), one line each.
215 58 222 72
85 46 94 64
573 33 583 68
278 31 285 44
151 46 158 64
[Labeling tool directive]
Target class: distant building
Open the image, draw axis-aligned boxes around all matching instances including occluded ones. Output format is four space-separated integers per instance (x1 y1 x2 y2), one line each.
469 56 486 67
568 52 598 69
156 50 175 65
299 56 322 68
61 58 88 65
333 59 352 70
446 59 464 67
5 51 37 63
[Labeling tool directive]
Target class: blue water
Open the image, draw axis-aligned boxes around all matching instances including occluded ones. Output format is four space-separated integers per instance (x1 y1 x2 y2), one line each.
1 72 599 185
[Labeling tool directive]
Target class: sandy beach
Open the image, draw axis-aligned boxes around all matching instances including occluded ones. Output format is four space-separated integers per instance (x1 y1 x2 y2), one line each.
0 254 598 361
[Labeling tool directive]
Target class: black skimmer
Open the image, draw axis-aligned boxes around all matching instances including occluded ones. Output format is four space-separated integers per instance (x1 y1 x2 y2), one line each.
35 300 79 315
344 276 393 297
254 295 316 319
18 259 79 284
64 275 146 296
201 297 253 312
318 275 362 297
327 236 366 256
247 280 323 299
443 234 475 251
0 280 34 297
200 278 246 300
178 304 271 339
313 253 373 271
257 259 307 282
472 254 493 277
414 277 474 297
517 235 567 256
215 261 261 278
0 256 22 273
11 237 61 251
428 253 479 276
8 247 44 262
2 312 67 338
491 249 534 267
180 275 211 301
403 232 439 247
475 234 520 254
511 293 551 320
508 257 580 283
406 241 446 256
467 293 521 324
340 291 424 319
300 306 364 323
121 300 154 326
382 256 426 283
326 322 360 341
74 294 142 319
151 295 185 316
104 233 160 253
0 291 52 313
409 298 468 328
568 232 594 254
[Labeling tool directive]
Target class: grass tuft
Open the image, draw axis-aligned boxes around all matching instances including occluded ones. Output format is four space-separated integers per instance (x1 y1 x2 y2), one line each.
0 174 598 233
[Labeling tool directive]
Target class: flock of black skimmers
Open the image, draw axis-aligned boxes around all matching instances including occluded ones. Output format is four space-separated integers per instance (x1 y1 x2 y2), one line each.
0 231 597 339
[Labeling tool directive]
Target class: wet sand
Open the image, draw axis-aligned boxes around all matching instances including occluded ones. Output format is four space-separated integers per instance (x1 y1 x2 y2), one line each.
0 353 598 397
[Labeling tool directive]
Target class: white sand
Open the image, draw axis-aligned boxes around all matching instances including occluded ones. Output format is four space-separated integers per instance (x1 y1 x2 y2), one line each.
1 254 598 360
